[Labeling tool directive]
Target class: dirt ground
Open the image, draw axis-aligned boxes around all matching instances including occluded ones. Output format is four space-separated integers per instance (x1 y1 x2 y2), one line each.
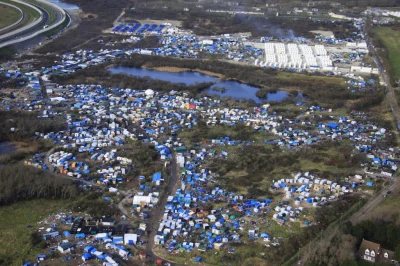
146 66 225 79
122 18 183 28
310 30 335 38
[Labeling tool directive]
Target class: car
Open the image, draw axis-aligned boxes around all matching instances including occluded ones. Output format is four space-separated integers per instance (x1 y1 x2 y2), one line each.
384 191 392 198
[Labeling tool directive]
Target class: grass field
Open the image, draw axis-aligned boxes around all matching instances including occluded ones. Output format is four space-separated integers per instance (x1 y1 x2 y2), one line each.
0 0 41 35
374 27 400 82
0 4 21 29
0 199 71 265
277 72 346 85
367 188 400 224
26 0 57 26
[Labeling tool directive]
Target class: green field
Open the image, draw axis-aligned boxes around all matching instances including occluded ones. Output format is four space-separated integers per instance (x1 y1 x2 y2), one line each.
0 199 71 266
26 0 57 26
368 187 400 224
0 4 22 29
374 27 400 82
0 0 41 35
277 72 346 85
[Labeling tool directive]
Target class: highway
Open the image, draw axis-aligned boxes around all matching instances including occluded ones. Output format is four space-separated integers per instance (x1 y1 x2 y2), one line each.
0 1 24 35
0 0 67 48
0 4 48 43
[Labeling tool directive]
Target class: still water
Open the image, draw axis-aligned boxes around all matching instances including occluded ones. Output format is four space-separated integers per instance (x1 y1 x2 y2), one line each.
47 0 79 10
109 67 300 103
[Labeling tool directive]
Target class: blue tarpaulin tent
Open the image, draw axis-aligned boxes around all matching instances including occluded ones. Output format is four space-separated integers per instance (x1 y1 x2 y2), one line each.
153 172 162 182
82 253 92 261
75 233 86 239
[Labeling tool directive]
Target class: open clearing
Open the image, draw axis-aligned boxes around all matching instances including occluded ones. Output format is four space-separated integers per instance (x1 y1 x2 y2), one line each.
0 4 21 29
374 27 400 81
0 199 71 266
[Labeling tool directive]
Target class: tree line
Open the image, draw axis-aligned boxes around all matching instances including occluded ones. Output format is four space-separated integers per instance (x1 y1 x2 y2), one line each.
0 111 66 142
52 65 215 96
0 164 79 205
113 54 383 110
125 5 358 38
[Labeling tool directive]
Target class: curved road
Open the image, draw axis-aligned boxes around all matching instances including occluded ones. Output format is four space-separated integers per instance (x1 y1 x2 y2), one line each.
0 0 67 48
44 145 104 190
0 3 48 43
0 1 24 34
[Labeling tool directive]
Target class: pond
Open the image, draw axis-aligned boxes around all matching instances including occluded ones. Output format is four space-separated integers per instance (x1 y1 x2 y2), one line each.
108 67 302 103
47 0 79 10
0 142 17 156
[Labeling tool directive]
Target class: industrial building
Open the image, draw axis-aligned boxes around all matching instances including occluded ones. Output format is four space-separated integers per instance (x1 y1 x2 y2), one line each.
264 43 333 70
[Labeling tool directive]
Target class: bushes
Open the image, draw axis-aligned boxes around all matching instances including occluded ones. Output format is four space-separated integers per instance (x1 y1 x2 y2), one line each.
346 220 400 251
69 193 118 217
53 65 215 96
54 54 383 109
0 111 66 142
126 7 359 38
0 164 79 205
117 54 381 108
36 0 131 54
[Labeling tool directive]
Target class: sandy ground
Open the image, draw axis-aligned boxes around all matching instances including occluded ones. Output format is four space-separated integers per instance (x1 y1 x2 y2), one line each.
147 66 225 79
66 9 82 31
133 19 182 28
310 30 335 38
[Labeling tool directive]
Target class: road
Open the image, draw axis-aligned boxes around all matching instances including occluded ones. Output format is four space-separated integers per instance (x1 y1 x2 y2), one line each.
0 1 24 35
0 0 67 48
142 154 180 266
289 22 400 266
345 23 400 224
0 3 48 43
350 177 397 224
43 144 180 264
364 23 400 130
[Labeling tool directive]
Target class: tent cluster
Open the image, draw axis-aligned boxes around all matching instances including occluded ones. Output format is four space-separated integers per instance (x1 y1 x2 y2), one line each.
201 104 387 149
154 148 275 252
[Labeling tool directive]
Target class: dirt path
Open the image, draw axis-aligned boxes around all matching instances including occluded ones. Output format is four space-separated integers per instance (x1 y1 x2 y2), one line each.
350 177 398 224
114 8 125 26
143 154 180 266
117 189 133 218
70 35 100 51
